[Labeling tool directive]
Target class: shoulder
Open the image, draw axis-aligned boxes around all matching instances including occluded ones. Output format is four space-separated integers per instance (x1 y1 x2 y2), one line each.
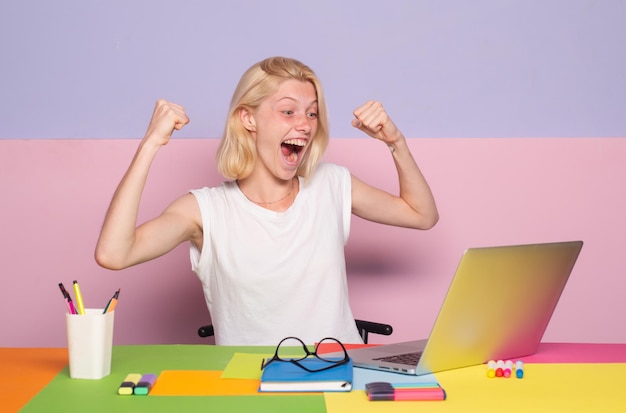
309 162 350 185
161 192 203 241
190 181 237 202
166 192 202 217
305 163 352 209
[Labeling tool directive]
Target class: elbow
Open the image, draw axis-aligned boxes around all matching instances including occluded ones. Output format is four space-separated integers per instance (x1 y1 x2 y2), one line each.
417 210 439 230
425 213 440 230
94 247 127 271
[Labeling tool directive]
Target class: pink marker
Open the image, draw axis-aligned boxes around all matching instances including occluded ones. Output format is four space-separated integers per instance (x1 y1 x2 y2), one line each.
504 360 513 378
58 283 77 314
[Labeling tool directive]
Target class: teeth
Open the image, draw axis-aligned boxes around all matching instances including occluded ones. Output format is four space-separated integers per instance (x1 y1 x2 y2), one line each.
283 139 306 146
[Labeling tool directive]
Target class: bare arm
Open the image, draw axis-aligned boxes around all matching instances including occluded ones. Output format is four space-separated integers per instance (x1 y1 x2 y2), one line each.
94 100 201 270
350 101 439 230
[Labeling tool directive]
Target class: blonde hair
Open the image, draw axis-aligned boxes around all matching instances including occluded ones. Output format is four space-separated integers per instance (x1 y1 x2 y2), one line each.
216 57 329 180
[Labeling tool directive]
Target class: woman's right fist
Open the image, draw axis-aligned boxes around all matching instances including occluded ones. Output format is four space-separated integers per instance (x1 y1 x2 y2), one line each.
144 99 190 147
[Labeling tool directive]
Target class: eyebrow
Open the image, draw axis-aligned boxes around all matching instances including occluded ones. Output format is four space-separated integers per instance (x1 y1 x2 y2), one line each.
275 96 318 108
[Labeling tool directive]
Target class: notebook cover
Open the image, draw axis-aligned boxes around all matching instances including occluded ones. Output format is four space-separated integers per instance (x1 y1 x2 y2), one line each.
259 358 353 392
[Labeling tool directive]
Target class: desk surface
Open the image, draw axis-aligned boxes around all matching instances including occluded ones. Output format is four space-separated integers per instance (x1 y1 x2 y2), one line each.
3 343 626 413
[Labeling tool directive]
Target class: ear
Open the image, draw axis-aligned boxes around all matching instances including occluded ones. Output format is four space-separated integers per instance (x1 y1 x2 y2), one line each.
239 107 256 132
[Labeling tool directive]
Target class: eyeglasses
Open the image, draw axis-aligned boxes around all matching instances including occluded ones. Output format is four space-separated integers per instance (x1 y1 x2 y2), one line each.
261 337 350 373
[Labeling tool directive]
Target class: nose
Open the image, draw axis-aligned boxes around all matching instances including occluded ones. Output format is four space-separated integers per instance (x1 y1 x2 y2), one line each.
295 113 313 134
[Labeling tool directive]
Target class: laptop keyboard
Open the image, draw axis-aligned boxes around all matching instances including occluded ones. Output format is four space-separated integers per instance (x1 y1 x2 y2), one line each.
374 351 422 366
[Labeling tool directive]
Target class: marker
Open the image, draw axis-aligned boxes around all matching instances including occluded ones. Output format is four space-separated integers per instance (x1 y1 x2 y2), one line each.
515 360 524 378
365 382 446 401
103 289 120 314
366 382 394 401
495 359 504 377
486 360 496 378
73 280 85 315
504 360 513 378
58 283 76 315
118 373 142 395
134 373 157 395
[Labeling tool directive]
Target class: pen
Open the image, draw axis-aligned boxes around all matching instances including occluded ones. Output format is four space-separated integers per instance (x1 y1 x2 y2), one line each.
103 288 120 314
58 283 76 315
73 280 85 315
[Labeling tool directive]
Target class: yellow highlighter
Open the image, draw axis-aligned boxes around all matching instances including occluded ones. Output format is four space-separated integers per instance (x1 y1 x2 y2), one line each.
73 280 85 315
118 373 142 395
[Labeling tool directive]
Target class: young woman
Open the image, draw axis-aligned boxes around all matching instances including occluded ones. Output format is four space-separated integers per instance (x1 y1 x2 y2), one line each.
95 57 438 345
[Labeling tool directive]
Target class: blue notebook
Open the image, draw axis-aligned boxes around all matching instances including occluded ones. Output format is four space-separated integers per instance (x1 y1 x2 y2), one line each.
259 358 353 392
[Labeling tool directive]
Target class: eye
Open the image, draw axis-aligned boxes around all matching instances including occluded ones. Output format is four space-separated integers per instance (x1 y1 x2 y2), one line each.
282 110 294 116
307 112 318 119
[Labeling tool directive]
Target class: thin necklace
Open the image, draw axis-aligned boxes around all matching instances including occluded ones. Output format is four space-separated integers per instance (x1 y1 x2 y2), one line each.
245 177 296 205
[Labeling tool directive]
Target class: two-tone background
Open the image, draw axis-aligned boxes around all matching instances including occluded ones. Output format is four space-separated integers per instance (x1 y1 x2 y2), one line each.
2 1 624 346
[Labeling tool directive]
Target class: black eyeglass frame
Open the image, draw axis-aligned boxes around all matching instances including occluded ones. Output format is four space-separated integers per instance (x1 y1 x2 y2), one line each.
261 336 350 373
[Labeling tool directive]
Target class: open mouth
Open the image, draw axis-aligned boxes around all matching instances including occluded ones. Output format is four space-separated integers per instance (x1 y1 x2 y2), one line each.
281 139 307 164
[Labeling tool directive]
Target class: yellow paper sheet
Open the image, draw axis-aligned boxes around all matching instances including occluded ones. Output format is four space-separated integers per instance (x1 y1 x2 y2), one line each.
325 363 626 413
221 352 271 379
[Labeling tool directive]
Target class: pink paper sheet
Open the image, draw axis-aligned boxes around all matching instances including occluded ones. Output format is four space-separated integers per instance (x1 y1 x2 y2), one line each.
521 342 626 363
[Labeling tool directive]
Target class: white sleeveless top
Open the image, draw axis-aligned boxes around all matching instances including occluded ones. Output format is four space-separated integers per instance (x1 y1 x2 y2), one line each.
189 163 362 345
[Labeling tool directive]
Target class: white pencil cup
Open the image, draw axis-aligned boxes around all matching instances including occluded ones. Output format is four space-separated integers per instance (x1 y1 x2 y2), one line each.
65 309 115 379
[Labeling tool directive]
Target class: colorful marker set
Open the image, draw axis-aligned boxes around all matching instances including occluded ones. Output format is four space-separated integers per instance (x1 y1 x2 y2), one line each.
58 281 120 315
365 382 447 401
487 360 524 379
118 373 158 395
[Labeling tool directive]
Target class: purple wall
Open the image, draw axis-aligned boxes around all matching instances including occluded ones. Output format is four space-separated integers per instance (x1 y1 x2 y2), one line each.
1 0 625 139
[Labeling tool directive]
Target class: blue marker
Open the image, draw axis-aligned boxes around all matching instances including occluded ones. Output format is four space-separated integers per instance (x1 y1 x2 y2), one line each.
515 361 524 378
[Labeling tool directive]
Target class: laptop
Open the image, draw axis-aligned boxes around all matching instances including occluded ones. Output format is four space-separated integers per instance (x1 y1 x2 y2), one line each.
342 241 583 375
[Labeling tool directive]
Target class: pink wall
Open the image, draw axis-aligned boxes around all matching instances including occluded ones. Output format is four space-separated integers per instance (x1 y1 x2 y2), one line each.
2 138 625 347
